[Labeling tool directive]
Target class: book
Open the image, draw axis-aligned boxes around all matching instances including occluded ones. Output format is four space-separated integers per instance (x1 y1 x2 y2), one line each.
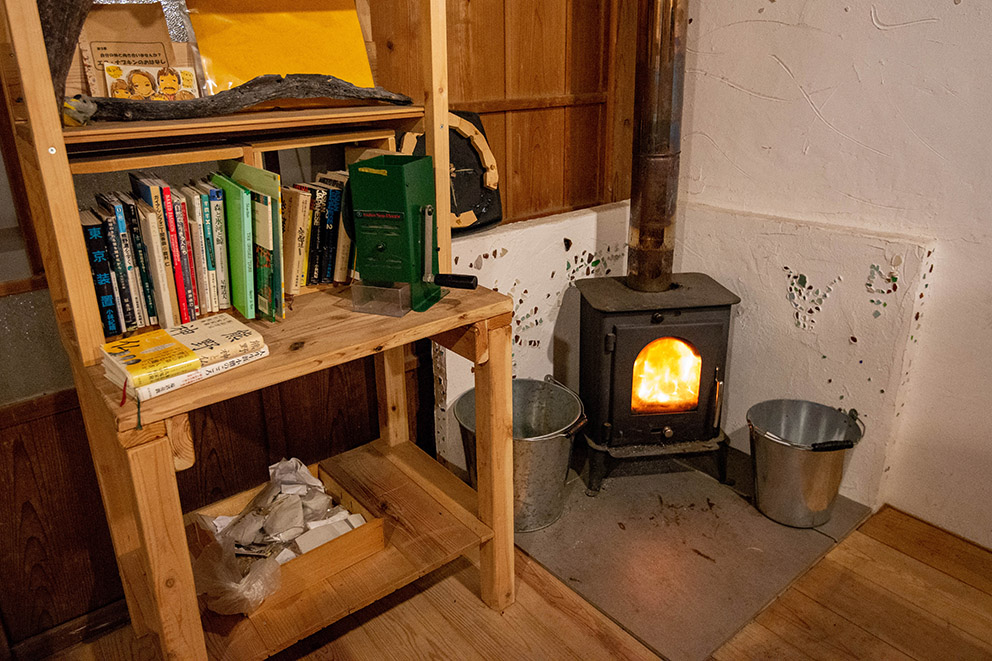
209 172 255 319
175 196 200 317
317 171 353 284
294 182 329 286
221 160 285 319
93 197 137 330
197 181 231 309
130 173 190 324
163 313 265 365
102 330 202 388
135 198 180 329
105 347 269 401
81 209 123 337
100 192 149 328
119 192 158 326
182 186 215 314
280 186 311 298
251 190 275 320
191 185 221 312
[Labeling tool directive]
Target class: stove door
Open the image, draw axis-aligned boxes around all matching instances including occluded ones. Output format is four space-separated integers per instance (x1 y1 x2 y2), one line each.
609 312 729 446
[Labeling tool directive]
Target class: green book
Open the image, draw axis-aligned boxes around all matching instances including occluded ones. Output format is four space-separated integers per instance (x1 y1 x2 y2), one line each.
209 172 255 320
220 161 285 320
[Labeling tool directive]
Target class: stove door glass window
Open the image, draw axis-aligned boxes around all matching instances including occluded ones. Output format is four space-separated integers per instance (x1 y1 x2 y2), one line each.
631 337 702 414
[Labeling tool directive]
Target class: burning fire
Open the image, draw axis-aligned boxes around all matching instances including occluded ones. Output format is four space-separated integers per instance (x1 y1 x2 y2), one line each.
631 337 702 413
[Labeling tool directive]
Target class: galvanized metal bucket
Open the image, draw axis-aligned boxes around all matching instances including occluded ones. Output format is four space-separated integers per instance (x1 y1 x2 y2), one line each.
746 399 864 528
454 376 586 532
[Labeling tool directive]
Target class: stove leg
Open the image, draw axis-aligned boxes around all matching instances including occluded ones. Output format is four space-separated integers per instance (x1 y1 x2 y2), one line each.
716 440 733 486
586 447 610 496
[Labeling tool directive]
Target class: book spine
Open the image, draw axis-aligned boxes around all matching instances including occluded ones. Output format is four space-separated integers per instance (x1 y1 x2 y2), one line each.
300 201 313 290
82 221 123 337
309 188 328 285
199 194 220 313
159 184 191 323
252 194 274 320
321 187 342 283
333 215 353 284
98 208 137 330
137 205 176 329
186 194 213 314
124 201 158 325
178 199 200 317
208 191 231 309
112 201 148 328
133 346 268 401
171 199 198 319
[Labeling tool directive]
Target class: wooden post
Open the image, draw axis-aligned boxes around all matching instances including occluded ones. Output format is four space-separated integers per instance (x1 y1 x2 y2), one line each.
376 346 410 447
422 0 451 271
74 366 206 659
474 322 515 609
0 0 105 364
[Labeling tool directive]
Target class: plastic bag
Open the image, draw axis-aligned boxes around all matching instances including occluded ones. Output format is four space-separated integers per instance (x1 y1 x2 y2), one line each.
192 535 280 615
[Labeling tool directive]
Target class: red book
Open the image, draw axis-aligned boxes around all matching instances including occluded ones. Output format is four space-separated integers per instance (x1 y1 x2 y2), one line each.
153 178 191 323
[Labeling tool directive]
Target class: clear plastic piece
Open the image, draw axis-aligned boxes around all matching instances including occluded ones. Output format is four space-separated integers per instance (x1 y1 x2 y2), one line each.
351 281 411 317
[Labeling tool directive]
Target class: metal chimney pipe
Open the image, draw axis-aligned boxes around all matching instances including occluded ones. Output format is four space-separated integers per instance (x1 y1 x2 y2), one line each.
626 0 688 292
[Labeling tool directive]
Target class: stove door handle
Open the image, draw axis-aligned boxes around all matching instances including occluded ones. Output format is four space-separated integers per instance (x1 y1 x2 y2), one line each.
711 367 724 430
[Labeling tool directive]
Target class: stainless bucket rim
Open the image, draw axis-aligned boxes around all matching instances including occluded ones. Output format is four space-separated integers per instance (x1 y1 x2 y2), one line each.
452 376 586 442
746 398 864 451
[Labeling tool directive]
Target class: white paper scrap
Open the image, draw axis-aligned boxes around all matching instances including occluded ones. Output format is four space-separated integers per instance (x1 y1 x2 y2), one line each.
346 513 366 529
274 548 298 565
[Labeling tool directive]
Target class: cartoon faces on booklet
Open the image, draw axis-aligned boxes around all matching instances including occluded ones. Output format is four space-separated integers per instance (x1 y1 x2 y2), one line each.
104 63 199 101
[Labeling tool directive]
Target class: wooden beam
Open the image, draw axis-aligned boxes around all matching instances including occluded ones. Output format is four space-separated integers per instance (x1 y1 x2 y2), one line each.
450 92 607 114
166 413 195 472
431 321 489 365
68 145 246 175
474 322 514 610
375 346 410 447
423 0 451 271
0 272 47 297
1 0 105 364
248 128 398 154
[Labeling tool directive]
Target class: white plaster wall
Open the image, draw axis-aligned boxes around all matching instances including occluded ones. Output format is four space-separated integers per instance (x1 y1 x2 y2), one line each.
682 0 992 546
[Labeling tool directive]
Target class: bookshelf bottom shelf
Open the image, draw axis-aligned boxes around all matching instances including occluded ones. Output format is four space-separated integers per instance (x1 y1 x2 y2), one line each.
198 441 491 661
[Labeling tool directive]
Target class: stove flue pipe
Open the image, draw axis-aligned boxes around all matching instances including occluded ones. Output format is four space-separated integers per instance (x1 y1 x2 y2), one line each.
626 0 688 292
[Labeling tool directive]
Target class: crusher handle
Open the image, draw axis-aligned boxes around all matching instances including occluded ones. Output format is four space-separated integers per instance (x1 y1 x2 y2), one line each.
434 273 478 289
810 440 855 452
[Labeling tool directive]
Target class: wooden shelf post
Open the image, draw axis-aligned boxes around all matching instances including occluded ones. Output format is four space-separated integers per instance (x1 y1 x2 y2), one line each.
474 318 515 609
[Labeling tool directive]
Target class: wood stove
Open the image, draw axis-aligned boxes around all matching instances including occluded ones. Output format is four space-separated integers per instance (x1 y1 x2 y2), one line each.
576 273 739 493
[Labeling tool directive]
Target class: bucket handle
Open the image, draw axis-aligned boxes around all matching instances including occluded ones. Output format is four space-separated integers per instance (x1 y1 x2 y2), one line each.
810 409 863 451
544 375 587 437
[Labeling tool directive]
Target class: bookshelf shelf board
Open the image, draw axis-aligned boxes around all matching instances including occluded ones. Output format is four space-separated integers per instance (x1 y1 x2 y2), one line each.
62 105 424 146
86 286 512 433
68 144 249 175
199 442 490 661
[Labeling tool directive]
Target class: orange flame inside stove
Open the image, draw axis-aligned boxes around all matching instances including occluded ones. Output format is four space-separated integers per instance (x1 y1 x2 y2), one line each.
631 337 702 414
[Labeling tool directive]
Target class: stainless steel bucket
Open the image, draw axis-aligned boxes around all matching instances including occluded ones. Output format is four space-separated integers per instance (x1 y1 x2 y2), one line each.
746 399 864 528
454 376 586 532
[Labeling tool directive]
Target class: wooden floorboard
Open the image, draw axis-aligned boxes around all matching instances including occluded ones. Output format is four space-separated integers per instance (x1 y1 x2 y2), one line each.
54 548 659 661
716 507 992 661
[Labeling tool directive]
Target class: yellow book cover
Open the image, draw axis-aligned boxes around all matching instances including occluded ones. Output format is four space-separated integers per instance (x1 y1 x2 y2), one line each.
102 331 202 388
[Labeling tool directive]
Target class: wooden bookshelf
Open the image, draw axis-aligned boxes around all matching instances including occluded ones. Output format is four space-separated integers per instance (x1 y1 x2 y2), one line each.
86 285 511 432
0 0 514 659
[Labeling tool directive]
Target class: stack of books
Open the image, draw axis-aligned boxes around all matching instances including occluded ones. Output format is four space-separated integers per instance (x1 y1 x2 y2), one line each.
80 163 354 338
102 313 268 401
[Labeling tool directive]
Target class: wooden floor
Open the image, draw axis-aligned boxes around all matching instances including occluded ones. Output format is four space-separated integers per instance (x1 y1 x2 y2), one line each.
714 506 992 661
56 548 659 661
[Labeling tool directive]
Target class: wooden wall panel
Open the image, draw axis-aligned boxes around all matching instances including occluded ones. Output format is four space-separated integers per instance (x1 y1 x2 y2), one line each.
505 0 567 97
477 111 508 216
0 397 123 644
605 0 637 202
367 2 424 102
506 108 565 221
176 391 271 513
447 0 505 103
564 104 604 209
566 0 607 95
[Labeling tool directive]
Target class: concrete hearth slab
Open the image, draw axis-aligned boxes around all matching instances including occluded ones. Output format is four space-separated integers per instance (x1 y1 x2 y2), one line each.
515 461 870 661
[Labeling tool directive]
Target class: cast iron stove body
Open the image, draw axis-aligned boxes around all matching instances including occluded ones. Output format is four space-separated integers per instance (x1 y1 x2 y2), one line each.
576 273 740 494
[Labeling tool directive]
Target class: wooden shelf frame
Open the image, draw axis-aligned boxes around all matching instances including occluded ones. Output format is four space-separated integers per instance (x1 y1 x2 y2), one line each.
0 1 513 659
